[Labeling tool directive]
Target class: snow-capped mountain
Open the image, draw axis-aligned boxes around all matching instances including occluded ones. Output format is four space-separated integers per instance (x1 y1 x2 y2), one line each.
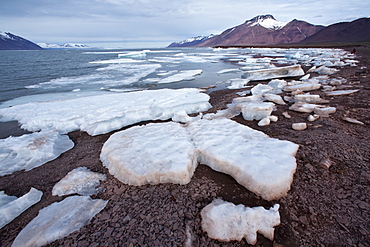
37 43 90 49
168 34 215 47
169 15 325 47
0 31 43 50
197 15 324 47
245 14 287 30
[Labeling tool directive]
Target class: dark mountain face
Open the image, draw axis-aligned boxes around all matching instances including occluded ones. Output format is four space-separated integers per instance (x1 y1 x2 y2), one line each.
299 17 370 44
197 15 324 47
0 32 43 50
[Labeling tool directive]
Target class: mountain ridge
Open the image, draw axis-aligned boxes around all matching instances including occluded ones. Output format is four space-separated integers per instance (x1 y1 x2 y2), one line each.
0 32 43 50
168 15 369 47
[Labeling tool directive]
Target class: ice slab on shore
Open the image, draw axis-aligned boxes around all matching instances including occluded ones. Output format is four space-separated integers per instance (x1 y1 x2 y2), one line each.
283 82 321 92
227 78 251 89
241 65 304 81
101 122 197 186
0 188 43 229
11 196 107 247
158 69 203 84
52 167 106 196
201 199 280 244
325 89 360 96
0 130 74 176
240 102 275 121
0 88 211 136
187 118 299 200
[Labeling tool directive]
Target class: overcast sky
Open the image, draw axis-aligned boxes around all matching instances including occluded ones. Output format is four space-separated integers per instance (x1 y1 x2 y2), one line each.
1 0 369 48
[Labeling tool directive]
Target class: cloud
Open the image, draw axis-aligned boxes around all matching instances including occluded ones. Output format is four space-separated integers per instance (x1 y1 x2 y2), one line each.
1 0 369 46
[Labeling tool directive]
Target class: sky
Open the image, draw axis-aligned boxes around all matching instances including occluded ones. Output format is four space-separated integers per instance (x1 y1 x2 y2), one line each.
1 0 369 48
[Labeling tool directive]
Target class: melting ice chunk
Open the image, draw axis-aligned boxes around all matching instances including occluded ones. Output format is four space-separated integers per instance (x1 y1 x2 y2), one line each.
201 199 280 244
11 196 107 247
0 188 42 229
241 65 304 81
0 130 74 176
101 122 197 186
52 167 106 196
187 118 299 200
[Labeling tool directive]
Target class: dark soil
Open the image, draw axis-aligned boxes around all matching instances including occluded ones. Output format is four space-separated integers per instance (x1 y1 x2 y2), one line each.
0 47 369 247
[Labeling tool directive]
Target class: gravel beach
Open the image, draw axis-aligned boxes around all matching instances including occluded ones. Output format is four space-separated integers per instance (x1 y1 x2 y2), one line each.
0 46 369 247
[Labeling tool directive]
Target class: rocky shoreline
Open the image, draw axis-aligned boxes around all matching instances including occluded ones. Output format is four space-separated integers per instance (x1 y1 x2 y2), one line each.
1 46 369 247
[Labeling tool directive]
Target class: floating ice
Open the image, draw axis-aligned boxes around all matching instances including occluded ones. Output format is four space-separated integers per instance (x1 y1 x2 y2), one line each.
217 68 240 74
325 89 360 96
52 167 106 197
101 122 197 186
187 118 298 200
118 50 148 59
11 196 107 247
158 70 203 84
0 130 74 176
0 188 42 229
201 199 280 244
0 89 211 136
241 65 304 81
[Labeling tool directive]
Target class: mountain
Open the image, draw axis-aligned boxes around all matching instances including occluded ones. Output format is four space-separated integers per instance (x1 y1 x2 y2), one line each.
0 31 43 50
195 15 324 47
299 17 370 44
37 43 90 49
168 35 215 47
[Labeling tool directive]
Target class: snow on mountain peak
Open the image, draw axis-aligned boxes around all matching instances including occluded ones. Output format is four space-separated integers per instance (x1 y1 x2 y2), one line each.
0 31 14 40
246 15 287 30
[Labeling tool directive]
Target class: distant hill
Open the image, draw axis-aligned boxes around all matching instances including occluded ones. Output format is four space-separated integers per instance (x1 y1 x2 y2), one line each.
168 15 324 47
37 43 90 49
168 35 215 47
299 17 370 44
0 32 43 50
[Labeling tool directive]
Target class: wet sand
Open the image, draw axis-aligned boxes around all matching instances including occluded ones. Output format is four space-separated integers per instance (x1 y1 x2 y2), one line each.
0 46 369 247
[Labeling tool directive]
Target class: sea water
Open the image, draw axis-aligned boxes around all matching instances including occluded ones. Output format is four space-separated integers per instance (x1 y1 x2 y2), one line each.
0 47 354 138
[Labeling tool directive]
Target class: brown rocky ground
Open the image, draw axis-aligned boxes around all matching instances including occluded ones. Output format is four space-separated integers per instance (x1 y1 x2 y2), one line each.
0 47 369 247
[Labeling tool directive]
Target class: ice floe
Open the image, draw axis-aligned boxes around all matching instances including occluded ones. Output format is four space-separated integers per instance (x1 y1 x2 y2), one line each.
187 119 298 200
0 130 74 176
11 196 107 247
101 122 197 186
52 167 106 197
158 69 203 84
201 199 280 244
0 188 43 229
0 89 211 136
241 65 305 81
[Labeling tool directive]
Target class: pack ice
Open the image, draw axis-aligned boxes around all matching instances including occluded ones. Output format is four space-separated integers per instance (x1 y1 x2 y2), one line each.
0 188 43 229
201 199 280 244
11 196 107 247
101 118 298 201
0 130 74 176
0 88 211 136
52 167 106 196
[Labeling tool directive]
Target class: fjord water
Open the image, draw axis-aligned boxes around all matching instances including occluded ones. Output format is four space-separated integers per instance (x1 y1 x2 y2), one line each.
0 48 238 105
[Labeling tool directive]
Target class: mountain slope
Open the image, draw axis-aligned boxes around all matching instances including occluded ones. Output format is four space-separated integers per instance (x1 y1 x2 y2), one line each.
168 35 215 47
299 17 370 44
197 15 324 47
0 32 43 50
